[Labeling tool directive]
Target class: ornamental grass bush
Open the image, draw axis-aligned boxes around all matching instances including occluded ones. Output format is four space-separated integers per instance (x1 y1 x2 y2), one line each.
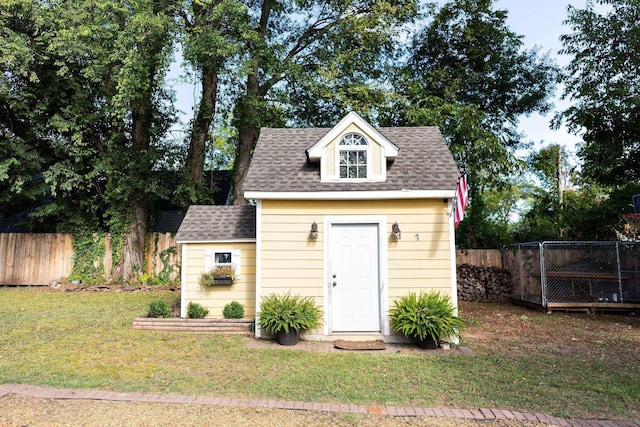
389 291 464 343
258 292 322 334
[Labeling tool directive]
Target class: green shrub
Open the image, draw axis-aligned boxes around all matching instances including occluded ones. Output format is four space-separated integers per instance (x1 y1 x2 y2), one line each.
389 291 464 343
148 300 171 318
223 301 245 319
258 292 322 334
187 302 209 319
140 273 160 286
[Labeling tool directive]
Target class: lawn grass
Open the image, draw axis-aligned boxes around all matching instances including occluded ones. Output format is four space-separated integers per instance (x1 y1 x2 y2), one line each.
1 288 638 420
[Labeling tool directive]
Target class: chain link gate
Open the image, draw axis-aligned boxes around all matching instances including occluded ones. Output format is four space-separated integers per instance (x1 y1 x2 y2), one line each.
503 242 640 310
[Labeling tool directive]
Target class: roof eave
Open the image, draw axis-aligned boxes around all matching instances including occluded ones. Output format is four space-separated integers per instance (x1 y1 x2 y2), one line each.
176 238 257 244
244 189 456 200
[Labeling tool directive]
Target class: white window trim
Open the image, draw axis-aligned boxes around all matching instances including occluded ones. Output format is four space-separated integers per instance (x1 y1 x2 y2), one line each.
255 200 263 338
180 243 187 318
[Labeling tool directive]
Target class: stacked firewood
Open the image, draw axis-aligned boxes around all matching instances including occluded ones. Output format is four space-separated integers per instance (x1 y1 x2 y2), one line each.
456 263 512 303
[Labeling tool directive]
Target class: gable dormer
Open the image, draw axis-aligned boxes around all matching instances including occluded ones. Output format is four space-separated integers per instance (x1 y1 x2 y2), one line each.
306 112 399 182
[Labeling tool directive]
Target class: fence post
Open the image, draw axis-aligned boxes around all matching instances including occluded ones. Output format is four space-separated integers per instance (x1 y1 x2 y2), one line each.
103 234 112 280
539 242 547 308
615 242 624 303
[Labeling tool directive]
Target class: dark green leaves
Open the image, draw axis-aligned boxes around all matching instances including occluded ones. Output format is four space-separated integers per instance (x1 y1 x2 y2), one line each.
560 0 640 187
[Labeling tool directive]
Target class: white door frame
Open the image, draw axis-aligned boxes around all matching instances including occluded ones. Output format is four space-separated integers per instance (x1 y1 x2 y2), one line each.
323 215 389 335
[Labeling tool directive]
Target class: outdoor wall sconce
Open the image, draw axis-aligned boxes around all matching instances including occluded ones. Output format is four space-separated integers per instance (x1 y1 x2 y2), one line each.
310 221 318 239
392 222 401 240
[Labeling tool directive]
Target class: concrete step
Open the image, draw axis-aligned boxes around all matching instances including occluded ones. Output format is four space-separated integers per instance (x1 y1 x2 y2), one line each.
132 317 253 334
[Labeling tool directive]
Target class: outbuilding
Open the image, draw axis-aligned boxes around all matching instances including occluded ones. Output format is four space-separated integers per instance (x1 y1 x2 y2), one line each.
176 112 461 342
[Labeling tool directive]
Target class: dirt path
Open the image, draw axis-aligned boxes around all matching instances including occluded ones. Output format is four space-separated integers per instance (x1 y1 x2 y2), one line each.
458 301 640 369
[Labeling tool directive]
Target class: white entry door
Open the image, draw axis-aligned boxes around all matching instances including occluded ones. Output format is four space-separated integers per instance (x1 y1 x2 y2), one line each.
330 224 380 332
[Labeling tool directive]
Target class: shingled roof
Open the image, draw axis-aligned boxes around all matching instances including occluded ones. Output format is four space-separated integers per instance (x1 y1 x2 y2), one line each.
175 205 256 242
243 126 459 194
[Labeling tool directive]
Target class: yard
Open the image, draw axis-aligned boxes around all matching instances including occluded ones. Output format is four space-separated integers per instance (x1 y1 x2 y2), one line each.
0 288 638 422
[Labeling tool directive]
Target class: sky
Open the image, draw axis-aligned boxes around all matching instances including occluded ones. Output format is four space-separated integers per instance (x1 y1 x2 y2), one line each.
171 0 590 153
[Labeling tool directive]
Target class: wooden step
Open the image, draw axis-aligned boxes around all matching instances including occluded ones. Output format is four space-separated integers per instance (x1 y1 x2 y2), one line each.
132 317 253 334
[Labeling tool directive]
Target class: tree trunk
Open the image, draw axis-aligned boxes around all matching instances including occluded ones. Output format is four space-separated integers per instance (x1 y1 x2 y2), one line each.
231 0 272 205
183 67 219 206
557 147 563 209
111 51 155 280
111 104 151 280
232 70 260 205
232 104 257 205
114 202 148 281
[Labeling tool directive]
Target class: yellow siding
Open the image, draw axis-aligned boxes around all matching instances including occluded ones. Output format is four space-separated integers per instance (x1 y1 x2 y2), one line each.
260 199 454 312
370 139 381 175
183 242 256 318
182 197 455 330
325 141 335 175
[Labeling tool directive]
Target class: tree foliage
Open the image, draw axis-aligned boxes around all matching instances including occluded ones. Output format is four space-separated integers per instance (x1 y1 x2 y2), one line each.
390 0 558 247
229 0 419 203
516 182 635 242
0 0 177 279
400 0 557 168
177 0 251 208
515 144 639 242
527 144 573 206
10 0 636 254
0 1 69 226
560 0 640 188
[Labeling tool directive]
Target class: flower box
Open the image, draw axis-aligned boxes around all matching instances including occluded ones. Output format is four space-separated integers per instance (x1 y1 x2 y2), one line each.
213 276 233 285
200 265 236 287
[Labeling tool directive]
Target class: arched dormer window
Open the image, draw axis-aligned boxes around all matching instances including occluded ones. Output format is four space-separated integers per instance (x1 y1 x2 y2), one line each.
338 133 368 179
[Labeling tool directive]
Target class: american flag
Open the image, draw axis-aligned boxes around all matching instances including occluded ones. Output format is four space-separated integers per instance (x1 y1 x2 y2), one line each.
454 171 468 228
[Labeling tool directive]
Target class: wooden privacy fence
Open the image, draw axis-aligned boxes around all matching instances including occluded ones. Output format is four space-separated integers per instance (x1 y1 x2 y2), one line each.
0 233 180 285
0 233 74 286
144 232 181 280
456 249 503 268
1 232 501 285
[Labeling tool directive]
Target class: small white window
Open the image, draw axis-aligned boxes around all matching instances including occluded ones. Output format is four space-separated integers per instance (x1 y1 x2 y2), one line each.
205 249 241 278
215 252 232 265
338 133 368 179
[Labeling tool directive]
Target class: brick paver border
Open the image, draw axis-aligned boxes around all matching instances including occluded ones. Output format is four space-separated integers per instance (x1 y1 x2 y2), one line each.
1 383 638 427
